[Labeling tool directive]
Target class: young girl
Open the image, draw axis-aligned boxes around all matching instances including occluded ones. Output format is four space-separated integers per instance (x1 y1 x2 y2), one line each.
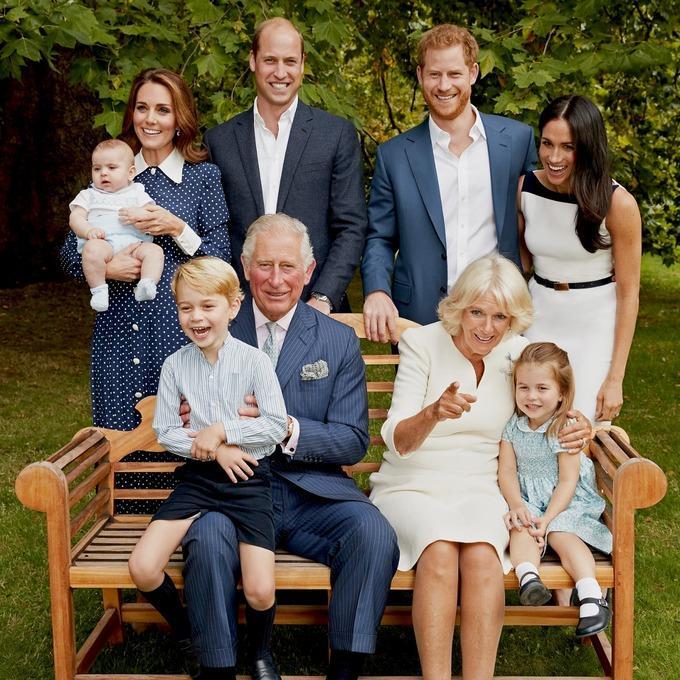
499 342 612 638
128 257 288 679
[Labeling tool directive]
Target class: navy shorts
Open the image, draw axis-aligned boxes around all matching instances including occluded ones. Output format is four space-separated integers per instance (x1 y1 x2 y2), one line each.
152 457 274 551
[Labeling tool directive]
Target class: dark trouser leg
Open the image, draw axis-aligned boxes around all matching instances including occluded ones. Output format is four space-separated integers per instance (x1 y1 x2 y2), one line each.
182 512 240 668
278 486 399 654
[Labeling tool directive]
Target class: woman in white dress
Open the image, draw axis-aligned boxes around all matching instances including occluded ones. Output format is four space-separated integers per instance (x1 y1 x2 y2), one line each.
519 95 641 424
370 255 591 680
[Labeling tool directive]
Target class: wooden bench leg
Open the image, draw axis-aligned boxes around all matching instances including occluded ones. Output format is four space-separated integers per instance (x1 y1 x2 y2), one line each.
102 589 125 644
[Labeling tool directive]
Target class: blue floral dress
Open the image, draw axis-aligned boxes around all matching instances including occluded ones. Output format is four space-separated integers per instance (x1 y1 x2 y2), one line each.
61 157 231 430
502 413 612 554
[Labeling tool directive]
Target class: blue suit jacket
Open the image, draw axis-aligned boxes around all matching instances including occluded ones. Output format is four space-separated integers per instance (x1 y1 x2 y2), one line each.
229 299 370 502
361 114 537 325
205 102 368 310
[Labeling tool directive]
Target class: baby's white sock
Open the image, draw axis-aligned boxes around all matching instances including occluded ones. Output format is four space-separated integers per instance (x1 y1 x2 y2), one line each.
516 561 540 586
576 577 603 618
134 278 157 302
90 284 109 312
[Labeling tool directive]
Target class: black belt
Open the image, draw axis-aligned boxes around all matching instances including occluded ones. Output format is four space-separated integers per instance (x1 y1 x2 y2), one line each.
533 273 614 291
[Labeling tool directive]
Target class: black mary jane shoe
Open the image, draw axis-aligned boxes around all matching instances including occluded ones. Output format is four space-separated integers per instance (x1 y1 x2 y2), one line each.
518 572 553 606
570 588 580 607
251 657 283 680
575 596 611 638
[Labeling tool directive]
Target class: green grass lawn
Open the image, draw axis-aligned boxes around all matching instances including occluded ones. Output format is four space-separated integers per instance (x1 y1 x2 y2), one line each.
1 254 678 679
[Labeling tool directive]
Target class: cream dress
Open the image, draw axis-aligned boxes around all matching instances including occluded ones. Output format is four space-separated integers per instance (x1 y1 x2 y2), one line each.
369 323 528 572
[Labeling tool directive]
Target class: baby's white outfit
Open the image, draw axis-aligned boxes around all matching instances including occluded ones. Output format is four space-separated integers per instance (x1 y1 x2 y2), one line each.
70 182 154 254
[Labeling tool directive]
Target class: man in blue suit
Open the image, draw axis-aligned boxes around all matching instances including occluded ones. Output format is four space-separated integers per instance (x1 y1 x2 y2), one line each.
361 24 537 341
182 214 399 680
205 18 367 314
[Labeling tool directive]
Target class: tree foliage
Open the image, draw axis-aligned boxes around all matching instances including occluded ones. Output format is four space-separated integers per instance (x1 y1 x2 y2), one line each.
1 0 678 267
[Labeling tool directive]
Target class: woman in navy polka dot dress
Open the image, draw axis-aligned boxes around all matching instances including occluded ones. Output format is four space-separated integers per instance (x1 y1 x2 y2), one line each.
61 68 231 431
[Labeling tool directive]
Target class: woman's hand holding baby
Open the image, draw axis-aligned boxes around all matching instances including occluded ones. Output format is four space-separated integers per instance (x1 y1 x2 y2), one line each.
120 204 185 238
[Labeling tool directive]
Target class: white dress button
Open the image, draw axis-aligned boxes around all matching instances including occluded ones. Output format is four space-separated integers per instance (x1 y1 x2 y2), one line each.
132 323 139 331
132 357 140 365
135 392 142 398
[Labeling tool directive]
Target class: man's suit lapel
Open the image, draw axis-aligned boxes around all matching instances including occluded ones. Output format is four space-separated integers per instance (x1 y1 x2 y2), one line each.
482 113 511 240
277 102 314 211
404 119 446 247
276 303 317 391
234 111 265 214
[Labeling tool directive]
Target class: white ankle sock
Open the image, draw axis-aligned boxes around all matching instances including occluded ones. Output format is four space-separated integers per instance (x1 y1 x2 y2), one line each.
134 278 157 302
516 561 540 586
90 284 109 312
576 577 603 617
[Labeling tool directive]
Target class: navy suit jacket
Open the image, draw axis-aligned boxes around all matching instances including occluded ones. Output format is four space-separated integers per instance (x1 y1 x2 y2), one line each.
229 298 370 502
205 101 368 310
361 114 537 325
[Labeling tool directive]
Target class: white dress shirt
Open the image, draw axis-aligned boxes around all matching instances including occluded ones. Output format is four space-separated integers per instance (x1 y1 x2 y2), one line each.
134 148 202 255
253 299 300 454
429 107 497 289
253 96 298 214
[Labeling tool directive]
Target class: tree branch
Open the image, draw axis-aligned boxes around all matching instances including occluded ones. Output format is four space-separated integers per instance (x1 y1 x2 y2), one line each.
379 63 402 134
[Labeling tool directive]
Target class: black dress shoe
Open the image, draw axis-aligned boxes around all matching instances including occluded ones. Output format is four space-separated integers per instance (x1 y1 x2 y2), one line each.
251 657 282 680
575 596 611 637
177 637 201 679
518 573 552 606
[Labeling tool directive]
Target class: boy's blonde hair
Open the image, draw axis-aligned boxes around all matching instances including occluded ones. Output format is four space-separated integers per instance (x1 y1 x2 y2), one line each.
93 139 134 165
171 257 244 304
513 342 575 439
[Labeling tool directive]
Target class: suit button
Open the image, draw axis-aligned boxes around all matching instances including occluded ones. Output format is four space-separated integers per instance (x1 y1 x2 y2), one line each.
440 286 446 294
441 252 447 260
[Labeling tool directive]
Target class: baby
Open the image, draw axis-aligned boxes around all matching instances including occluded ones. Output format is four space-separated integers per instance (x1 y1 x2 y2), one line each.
69 139 164 312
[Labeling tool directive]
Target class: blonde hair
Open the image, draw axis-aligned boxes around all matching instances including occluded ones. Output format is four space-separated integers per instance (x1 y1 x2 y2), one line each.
437 255 533 336
417 24 479 69
92 139 134 166
513 342 575 439
241 213 314 269
171 257 244 304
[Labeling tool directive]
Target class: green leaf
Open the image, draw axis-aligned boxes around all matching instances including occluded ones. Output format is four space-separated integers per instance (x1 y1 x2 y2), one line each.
60 5 115 46
512 64 556 88
14 37 42 61
94 109 124 137
196 52 227 79
186 0 222 26
478 48 505 78
312 18 349 45
6 7 29 22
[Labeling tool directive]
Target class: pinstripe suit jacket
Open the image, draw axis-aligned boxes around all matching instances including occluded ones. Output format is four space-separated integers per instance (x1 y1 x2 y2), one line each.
230 298 371 502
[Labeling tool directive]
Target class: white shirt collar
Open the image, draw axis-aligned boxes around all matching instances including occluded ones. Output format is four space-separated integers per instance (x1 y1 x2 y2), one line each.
428 105 487 150
134 147 185 184
252 298 297 332
516 414 553 434
253 96 299 133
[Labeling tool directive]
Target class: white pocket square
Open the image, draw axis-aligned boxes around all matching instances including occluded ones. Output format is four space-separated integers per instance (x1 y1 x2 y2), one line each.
300 359 329 380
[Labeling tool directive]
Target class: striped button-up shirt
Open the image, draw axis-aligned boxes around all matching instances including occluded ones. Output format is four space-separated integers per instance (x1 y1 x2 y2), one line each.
153 334 288 459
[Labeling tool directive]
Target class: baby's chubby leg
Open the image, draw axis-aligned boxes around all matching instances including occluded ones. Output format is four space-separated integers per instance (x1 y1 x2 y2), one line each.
134 241 164 302
82 239 114 311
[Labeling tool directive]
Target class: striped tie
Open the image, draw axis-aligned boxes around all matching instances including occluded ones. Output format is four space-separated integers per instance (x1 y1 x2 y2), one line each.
262 321 279 368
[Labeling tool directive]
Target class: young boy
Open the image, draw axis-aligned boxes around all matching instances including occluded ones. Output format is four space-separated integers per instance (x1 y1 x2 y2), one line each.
69 139 163 312
128 256 288 679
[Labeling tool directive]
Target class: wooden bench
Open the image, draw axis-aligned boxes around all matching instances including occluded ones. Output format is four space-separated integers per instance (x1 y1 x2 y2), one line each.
15 313 667 680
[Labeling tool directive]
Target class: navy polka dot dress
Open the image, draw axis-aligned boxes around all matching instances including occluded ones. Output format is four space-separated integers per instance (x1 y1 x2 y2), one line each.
60 161 231 430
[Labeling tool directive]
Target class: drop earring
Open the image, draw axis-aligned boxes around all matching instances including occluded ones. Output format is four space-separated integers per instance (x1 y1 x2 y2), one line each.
175 129 181 137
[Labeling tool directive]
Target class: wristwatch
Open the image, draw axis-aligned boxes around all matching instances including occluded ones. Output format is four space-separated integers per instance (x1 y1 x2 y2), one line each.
310 292 333 311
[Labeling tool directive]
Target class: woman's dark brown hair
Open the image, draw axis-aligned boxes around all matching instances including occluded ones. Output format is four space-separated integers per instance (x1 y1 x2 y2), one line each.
539 95 613 252
119 68 208 163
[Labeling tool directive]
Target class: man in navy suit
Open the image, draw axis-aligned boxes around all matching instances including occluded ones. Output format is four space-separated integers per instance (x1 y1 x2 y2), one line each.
181 214 399 680
361 23 537 341
205 17 367 314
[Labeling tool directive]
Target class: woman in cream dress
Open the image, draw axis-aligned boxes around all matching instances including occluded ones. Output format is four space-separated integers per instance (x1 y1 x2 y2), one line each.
370 255 591 680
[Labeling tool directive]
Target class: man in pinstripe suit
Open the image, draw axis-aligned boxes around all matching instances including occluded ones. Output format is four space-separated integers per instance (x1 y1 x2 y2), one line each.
181 214 399 680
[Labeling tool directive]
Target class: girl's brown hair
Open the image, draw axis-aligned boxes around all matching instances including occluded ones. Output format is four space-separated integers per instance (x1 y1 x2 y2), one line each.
119 68 208 164
513 342 575 439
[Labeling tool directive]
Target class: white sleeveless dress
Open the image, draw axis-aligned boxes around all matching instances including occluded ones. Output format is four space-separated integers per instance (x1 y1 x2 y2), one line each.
522 171 617 423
